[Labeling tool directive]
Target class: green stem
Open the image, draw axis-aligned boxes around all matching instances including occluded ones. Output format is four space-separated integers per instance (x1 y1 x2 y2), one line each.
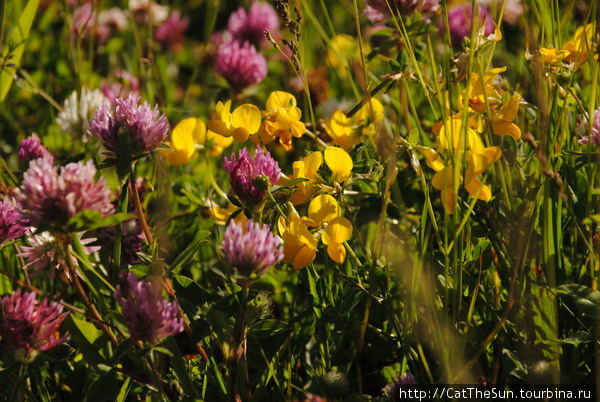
113 180 129 284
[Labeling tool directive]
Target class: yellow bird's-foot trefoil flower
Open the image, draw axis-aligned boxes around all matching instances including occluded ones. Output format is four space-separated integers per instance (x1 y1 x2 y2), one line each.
255 91 306 150
207 100 262 142
278 194 353 269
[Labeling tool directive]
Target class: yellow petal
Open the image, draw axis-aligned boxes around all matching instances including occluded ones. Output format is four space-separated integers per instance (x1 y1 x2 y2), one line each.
354 97 384 124
308 194 339 226
283 243 302 264
418 146 445 172
482 146 502 164
215 100 232 122
276 106 302 130
232 127 250 142
324 146 352 181
172 118 199 152
290 120 306 137
304 152 323 177
431 167 455 191
328 110 353 137
266 91 296 111
496 93 521 122
322 217 352 245
492 119 521 140
466 151 489 176
289 221 318 248
166 147 193 165
440 188 457 215
231 104 262 134
293 245 316 270
465 177 492 201
207 120 234 138
327 242 346 264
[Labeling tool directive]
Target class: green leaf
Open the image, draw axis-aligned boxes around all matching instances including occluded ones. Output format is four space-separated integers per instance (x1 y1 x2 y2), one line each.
250 319 290 338
556 284 600 318
64 315 107 366
168 230 210 274
0 0 39 101
67 210 135 232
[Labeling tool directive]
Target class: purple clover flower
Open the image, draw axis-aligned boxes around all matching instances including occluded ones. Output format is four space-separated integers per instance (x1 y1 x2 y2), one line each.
0 198 26 243
16 157 114 228
18 134 53 170
88 93 169 156
442 4 495 47
0 290 69 360
227 1 280 47
221 219 284 280
364 0 439 22
579 108 600 146
18 231 99 280
154 11 189 50
215 41 267 91
223 147 281 205
114 273 184 344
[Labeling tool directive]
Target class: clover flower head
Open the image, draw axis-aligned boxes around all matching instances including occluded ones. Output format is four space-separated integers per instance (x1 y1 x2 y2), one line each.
364 0 439 22
96 7 129 43
443 4 495 47
88 93 169 156
0 198 26 244
221 219 284 280
57 88 108 142
154 10 189 50
0 290 69 361
215 41 267 91
227 1 280 47
129 0 169 25
223 147 281 205
18 134 53 170
73 2 96 38
114 272 184 344
18 231 99 280
17 157 114 228
578 108 600 146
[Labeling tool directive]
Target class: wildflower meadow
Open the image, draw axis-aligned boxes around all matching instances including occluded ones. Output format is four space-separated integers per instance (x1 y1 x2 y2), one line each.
0 0 599 400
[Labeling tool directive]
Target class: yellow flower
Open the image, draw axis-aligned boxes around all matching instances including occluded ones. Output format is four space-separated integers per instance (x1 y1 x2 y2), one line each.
162 118 200 165
437 118 484 154
564 23 596 70
431 167 460 214
209 202 247 225
288 151 323 205
278 213 317 270
430 146 501 214
325 110 358 151
256 91 305 150
321 216 352 263
537 47 571 68
327 35 360 77
324 146 353 181
278 194 353 268
464 146 502 202
462 66 507 114
491 93 521 140
207 100 262 142
353 97 384 126
417 146 445 172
